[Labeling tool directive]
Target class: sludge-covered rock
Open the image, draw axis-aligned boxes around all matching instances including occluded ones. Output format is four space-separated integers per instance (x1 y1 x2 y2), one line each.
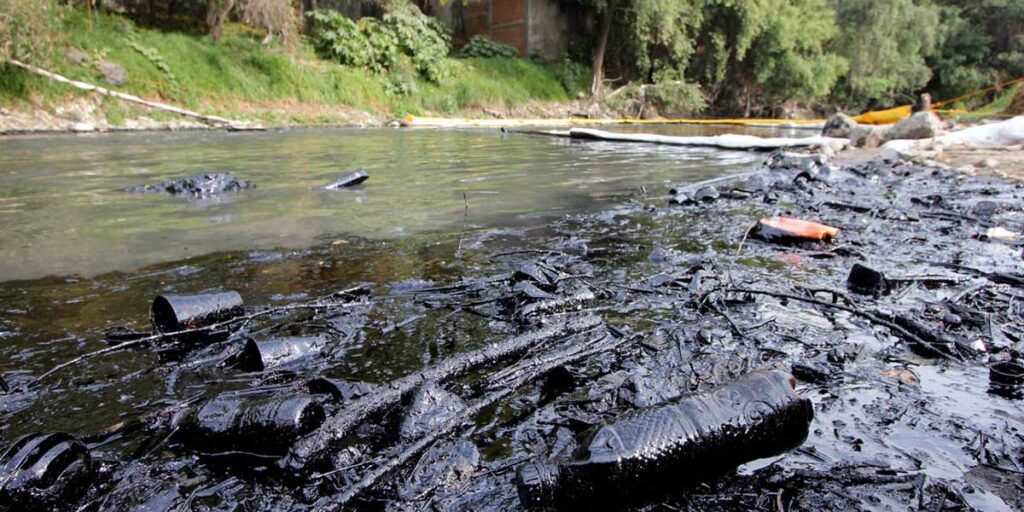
124 172 255 196
0 433 94 508
400 383 467 441
792 359 839 384
669 185 719 205
513 263 560 292
516 371 813 508
150 291 244 333
397 439 479 502
173 394 325 456
306 378 376 403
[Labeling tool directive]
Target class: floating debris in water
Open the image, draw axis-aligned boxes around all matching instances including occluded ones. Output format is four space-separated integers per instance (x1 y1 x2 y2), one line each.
319 168 369 190
124 172 255 196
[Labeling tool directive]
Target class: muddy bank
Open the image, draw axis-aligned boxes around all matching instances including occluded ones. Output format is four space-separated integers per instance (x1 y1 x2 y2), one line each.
1 146 1022 510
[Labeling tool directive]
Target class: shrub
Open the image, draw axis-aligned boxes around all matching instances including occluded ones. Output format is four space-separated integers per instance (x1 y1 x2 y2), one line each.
554 56 590 96
455 36 518 59
607 81 706 117
0 0 60 61
307 5 451 86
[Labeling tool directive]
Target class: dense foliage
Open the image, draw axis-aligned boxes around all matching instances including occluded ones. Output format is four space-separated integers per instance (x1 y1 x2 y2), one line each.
455 36 519 59
828 0 940 108
308 5 451 86
586 0 1024 114
0 0 60 61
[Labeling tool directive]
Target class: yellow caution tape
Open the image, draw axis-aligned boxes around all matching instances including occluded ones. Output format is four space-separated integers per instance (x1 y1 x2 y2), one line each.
405 77 1024 130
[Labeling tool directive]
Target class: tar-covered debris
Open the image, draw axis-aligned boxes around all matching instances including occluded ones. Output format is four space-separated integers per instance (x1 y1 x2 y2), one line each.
124 172 255 196
2 149 1023 511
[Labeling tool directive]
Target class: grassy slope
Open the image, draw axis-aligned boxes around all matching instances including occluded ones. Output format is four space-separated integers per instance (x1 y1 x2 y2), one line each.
0 8 577 124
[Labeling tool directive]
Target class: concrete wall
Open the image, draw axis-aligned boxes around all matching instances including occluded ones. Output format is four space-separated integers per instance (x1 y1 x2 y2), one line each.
527 0 569 61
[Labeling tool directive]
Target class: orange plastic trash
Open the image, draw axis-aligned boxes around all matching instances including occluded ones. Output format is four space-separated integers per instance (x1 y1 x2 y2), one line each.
755 217 840 242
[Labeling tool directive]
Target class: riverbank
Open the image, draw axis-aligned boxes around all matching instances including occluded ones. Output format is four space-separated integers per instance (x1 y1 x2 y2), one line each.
0 8 593 135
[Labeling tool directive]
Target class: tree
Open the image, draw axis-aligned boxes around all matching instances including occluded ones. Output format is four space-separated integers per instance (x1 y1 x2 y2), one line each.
206 0 236 41
686 0 844 113
206 0 299 43
588 0 704 97
828 0 943 108
590 0 615 96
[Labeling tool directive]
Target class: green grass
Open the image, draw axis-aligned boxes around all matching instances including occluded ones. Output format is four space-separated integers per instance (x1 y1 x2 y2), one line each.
0 8 581 124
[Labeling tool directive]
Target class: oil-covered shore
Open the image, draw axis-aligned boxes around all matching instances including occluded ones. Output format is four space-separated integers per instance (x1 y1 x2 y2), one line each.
1 143 1022 511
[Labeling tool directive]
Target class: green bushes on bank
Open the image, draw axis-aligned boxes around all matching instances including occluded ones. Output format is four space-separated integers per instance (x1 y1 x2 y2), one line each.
0 6 580 123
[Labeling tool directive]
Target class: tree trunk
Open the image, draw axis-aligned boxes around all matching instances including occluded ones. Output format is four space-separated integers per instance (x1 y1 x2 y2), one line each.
590 0 615 97
206 0 236 42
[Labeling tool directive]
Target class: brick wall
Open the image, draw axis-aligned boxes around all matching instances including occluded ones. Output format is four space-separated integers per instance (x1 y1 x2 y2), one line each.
461 0 529 56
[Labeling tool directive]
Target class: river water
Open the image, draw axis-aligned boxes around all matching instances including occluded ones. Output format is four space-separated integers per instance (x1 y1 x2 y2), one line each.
0 126 779 281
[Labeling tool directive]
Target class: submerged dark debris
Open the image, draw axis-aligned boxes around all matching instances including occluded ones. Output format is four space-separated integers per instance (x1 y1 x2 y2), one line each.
2 148 1024 511
123 172 255 196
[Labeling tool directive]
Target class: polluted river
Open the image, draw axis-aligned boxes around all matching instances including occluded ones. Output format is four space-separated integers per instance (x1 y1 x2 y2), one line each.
0 126 1021 511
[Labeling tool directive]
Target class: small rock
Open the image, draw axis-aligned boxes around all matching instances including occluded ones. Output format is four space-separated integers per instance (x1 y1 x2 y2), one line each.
399 383 466 441
882 368 919 386
970 200 999 219
792 361 835 384
668 192 693 205
827 346 858 365
736 175 769 193
977 158 999 169
96 60 128 86
850 125 890 148
818 139 848 156
397 439 479 501
942 313 962 326
70 122 96 133
692 185 719 202
821 112 856 138
64 48 89 65
885 111 944 141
